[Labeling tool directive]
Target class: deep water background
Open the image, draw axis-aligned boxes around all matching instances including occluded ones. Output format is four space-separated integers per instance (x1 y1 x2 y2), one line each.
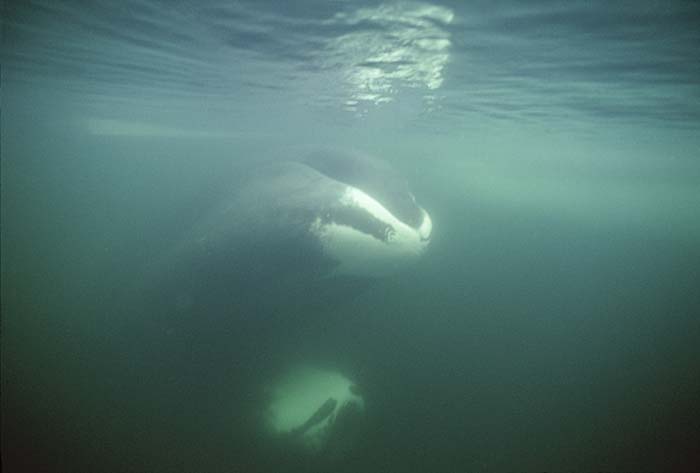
3 1 700 472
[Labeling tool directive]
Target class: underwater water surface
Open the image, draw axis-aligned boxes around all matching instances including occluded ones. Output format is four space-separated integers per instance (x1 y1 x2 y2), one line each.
2 1 700 472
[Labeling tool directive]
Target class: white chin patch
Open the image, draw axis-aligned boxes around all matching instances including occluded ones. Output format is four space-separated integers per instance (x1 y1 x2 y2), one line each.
310 186 432 277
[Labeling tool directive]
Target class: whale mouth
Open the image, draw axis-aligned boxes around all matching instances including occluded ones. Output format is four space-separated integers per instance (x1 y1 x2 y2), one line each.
310 186 432 277
319 204 396 243
417 208 433 242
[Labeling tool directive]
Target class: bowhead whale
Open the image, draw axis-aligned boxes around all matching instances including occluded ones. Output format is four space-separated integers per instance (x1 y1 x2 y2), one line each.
145 149 432 311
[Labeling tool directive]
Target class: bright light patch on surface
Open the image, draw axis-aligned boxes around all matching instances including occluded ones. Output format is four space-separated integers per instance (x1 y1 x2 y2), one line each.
327 2 453 110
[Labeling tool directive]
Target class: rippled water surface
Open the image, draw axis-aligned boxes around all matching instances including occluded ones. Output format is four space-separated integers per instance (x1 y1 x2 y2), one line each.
3 1 700 472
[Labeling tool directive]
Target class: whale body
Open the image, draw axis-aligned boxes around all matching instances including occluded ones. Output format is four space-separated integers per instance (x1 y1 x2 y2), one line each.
145 150 432 310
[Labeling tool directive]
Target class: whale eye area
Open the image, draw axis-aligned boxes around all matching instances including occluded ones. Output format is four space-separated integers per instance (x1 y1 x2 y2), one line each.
321 205 395 243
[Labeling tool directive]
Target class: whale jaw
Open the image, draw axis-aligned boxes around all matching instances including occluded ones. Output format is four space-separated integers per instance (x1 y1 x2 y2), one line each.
310 186 432 277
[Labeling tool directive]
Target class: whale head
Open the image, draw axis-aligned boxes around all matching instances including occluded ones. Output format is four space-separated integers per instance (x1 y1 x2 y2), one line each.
303 150 432 277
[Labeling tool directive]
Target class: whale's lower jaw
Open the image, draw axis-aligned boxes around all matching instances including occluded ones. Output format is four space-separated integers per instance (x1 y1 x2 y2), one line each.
309 186 432 277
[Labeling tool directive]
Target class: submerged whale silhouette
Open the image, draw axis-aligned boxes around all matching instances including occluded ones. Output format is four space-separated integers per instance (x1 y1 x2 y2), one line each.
145 149 432 311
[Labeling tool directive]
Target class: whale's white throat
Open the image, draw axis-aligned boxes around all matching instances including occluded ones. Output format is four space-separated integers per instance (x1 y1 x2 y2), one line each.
310 186 432 277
